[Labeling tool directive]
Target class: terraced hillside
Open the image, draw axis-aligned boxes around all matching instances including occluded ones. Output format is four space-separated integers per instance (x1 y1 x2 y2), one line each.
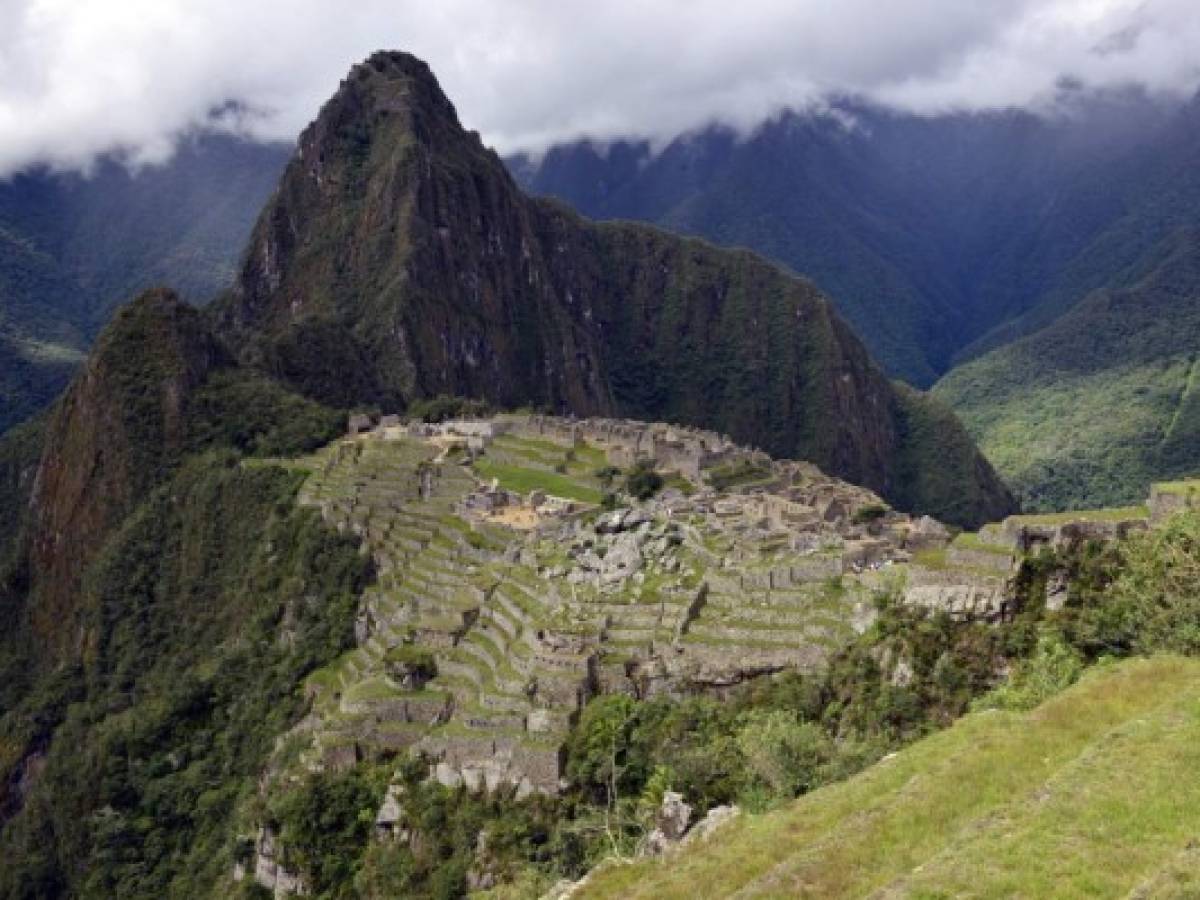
256 416 1200 836
273 414 978 799
576 655 1200 899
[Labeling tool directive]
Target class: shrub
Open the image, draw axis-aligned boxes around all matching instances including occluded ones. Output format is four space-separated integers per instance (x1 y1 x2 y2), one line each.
852 503 889 525
1106 511 1200 655
734 710 833 801
623 460 664 501
566 694 639 805
593 466 621 490
973 630 1083 712
270 767 387 894
406 395 491 424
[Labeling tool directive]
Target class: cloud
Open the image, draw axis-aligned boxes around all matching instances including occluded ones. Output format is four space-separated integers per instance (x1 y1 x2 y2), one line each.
1 0 1199 176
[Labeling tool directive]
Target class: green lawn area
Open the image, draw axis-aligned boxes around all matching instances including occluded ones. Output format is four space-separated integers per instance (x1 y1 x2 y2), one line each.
1154 480 1200 497
577 656 1200 899
472 459 602 504
910 547 949 569
1008 505 1149 526
951 531 1016 555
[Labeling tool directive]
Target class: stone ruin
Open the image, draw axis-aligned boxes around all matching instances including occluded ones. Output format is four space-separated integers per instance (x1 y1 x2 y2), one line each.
248 416 1200 895
513 414 755 480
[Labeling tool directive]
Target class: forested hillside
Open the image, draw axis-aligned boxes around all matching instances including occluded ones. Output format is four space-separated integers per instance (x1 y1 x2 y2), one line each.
0 134 289 433
937 229 1200 511
511 92 1182 387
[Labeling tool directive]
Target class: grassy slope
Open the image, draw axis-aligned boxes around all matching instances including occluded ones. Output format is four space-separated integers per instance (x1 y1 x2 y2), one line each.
578 656 1200 899
936 229 1200 512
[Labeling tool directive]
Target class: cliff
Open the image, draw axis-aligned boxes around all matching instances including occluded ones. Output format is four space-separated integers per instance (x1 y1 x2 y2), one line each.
26 289 228 657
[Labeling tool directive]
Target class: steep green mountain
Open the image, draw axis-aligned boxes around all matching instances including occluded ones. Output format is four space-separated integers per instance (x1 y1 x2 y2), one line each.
20 288 343 660
510 92 1184 386
216 52 1013 527
957 93 1200 361
0 288 356 897
0 135 290 433
936 228 1200 511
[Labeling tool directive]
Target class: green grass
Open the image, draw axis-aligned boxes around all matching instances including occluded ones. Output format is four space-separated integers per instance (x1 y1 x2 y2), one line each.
951 531 1016 555
472 459 602 504
662 473 697 495
705 459 773 491
342 677 409 703
1153 480 1200 497
1008 505 1149 526
577 656 1200 899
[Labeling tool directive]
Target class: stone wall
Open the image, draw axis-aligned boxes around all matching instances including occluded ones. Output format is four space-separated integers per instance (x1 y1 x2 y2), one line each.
1149 485 1200 525
510 414 748 481
902 568 1010 621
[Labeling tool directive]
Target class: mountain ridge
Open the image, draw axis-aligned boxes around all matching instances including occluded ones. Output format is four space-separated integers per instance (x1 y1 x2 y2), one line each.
510 91 1187 387
936 227 1200 510
213 50 1013 527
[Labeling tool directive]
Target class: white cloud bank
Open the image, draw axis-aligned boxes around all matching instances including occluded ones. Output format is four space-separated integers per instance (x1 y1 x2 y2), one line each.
1 0 1199 175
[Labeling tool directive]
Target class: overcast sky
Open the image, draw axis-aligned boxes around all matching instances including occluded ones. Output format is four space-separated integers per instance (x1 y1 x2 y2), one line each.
2 0 1200 176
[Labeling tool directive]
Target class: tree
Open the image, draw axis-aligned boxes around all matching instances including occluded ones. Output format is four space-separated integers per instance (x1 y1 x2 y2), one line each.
623 461 663 501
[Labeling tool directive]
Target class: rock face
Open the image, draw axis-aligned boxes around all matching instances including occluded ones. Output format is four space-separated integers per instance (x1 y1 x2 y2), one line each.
214 50 1013 528
644 791 693 855
27 289 229 658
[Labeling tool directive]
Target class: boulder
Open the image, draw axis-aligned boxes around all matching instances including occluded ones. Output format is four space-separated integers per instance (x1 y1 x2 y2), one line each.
595 509 629 534
644 791 693 855
600 533 643 583
681 804 740 845
374 785 407 841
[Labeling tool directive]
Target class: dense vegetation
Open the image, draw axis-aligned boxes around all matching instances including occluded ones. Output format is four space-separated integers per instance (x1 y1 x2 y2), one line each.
0 134 288 433
0 458 368 898
937 229 1200 511
0 284 365 898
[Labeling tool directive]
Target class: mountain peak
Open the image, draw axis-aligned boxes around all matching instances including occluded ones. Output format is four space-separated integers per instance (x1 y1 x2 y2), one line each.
214 51 1014 527
304 49 472 160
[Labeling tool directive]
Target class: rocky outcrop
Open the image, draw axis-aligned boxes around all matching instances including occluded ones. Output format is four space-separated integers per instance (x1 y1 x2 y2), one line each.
1149 483 1200 525
27 289 229 659
245 826 308 897
644 791 693 856
213 51 1013 528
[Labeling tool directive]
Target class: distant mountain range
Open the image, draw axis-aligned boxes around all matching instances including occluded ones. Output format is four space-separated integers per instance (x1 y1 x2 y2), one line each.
509 91 1191 386
512 91 1200 508
0 135 289 431
5 76 1200 510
